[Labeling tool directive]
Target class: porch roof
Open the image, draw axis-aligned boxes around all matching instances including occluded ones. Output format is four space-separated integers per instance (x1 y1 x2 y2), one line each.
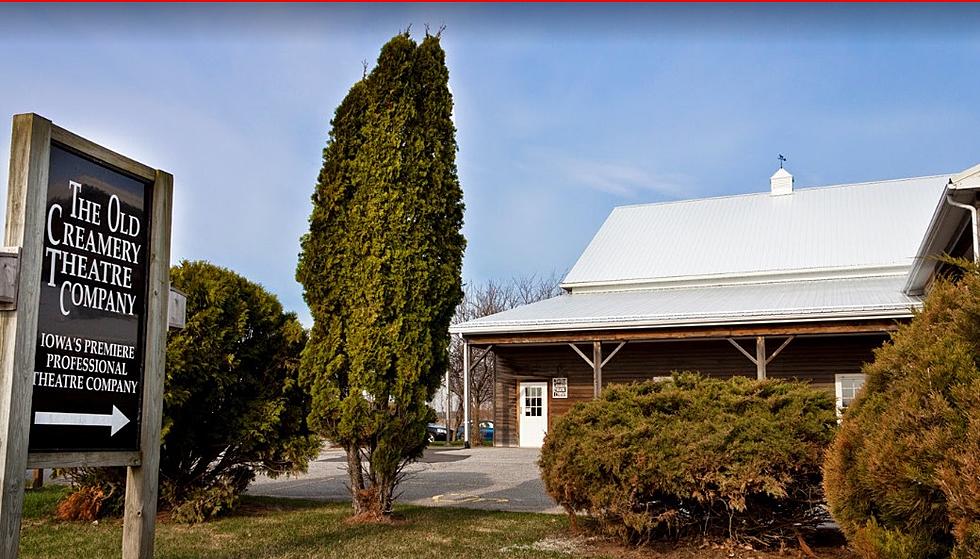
451 274 918 336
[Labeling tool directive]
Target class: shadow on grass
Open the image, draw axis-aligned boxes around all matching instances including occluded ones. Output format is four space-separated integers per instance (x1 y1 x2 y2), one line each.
231 495 326 517
234 495 528 524
242 503 565 559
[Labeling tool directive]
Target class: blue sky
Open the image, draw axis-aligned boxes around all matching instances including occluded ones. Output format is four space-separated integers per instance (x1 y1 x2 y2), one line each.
1 4 979 325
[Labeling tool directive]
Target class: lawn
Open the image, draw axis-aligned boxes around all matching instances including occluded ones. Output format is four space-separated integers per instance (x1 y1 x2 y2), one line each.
19 486 856 559
20 486 581 559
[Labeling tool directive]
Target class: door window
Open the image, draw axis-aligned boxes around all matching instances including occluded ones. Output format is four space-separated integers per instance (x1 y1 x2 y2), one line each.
524 386 543 417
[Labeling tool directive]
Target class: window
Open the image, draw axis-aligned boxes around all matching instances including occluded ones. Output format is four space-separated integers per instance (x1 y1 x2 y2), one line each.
835 374 866 412
524 386 543 417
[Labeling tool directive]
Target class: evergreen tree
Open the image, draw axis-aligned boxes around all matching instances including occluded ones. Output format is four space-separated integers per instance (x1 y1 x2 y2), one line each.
161 261 319 522
297 31 465 517
823 263 980 558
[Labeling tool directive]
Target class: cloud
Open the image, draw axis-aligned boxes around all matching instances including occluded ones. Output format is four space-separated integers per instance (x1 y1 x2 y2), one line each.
529 149 692 199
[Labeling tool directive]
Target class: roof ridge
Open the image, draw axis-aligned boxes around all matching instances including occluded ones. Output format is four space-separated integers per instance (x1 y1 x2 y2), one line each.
614 173 951 211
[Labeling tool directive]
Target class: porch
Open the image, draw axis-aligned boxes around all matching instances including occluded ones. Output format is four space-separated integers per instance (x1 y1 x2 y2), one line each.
460 320 895 447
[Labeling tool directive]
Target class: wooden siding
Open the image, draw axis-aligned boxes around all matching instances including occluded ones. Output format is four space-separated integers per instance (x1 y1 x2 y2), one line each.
493 333 887 447
765 335 882 391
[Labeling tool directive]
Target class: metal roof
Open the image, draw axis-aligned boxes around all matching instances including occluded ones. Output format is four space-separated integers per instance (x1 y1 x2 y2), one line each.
562 175 950 289
451 275 918 335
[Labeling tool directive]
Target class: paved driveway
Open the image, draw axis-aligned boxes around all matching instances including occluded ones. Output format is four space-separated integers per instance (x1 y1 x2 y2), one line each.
248 446 562 514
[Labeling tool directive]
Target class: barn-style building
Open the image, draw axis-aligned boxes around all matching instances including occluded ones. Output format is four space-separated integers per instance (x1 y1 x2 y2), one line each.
452 163 980 447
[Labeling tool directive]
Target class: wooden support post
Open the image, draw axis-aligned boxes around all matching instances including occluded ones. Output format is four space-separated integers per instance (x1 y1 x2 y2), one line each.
593 341 602 399
462 341 470 448
445 359 451 437
121 169 172 559
755 336 766 380
491 353 497 447
30 470 42 490
462 345 493 444
729 335 794 380
0 113 50 559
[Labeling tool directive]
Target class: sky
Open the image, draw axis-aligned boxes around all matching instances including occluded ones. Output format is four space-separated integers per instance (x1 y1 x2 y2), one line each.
1 4 979 326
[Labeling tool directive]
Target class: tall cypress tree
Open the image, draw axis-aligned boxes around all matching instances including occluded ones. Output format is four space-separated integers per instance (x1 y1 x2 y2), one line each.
297 31 465 517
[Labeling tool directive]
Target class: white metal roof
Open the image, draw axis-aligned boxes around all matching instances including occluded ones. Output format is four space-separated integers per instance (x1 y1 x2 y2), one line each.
562 175 950 290
451 275 918 335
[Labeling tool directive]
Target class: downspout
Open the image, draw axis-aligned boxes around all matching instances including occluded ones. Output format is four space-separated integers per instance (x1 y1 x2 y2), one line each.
945 194 979 263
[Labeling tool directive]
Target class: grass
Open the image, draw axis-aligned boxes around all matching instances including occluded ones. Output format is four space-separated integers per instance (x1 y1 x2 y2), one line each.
19 486 586 559
19 487 856 559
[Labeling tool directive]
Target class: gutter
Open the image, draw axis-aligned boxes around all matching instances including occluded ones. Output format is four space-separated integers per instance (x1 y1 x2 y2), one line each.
450 307 919 336
945 194 979 264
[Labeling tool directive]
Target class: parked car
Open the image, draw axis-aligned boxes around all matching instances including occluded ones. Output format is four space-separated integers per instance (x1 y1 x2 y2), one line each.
426 423 449 442
453 420 494 443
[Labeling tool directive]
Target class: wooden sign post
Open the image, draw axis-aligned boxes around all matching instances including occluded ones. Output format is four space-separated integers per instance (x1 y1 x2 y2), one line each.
0 113 172 559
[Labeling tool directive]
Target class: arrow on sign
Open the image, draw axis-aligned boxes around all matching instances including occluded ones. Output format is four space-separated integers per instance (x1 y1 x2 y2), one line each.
35 405 131 436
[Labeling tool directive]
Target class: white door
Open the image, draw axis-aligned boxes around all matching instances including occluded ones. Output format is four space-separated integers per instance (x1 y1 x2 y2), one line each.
518 382 548 448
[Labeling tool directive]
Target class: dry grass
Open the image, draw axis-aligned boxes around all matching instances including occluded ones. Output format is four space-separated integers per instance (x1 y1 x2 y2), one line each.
20 486 856 559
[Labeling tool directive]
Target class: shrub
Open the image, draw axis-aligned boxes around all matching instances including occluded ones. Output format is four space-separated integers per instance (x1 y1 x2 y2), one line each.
54 484 116 522
823 265 980 559
539 373 837 547
59 261 321 522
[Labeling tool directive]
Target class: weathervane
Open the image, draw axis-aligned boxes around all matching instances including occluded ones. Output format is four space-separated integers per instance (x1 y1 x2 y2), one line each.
778 154 787 169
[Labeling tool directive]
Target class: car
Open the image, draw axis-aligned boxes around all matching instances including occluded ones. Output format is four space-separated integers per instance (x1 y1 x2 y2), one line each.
426 423 449 442
453 420 494 443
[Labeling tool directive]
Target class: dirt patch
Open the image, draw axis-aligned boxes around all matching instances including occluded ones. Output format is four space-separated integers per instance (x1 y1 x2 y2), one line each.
587 539 857 559
500 535 593 555
504 535 857 559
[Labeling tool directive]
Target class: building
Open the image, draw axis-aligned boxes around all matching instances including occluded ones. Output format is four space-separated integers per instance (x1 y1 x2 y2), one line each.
451 163 980 448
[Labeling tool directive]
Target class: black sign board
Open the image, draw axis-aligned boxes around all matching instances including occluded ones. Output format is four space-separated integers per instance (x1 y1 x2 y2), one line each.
28 144 151 452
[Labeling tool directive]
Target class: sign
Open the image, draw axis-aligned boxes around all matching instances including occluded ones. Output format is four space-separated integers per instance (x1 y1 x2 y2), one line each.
552 377 568 399
30 145 150 452
0 114 172 559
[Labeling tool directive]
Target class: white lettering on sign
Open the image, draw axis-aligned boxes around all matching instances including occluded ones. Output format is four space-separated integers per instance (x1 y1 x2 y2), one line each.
34 331 140 396
44 180 142 317
552 377 568 399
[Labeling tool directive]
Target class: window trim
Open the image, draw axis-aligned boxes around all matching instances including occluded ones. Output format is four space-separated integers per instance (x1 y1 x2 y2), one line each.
834 373 866 413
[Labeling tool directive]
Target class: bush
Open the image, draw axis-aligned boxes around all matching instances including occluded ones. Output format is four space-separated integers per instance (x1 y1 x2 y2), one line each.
59 261 321 522
539 373 837 547
54 484 117 522
823 265 980 559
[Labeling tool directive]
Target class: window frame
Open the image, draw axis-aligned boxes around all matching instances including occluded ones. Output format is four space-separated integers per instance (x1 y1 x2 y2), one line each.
834 373 867 413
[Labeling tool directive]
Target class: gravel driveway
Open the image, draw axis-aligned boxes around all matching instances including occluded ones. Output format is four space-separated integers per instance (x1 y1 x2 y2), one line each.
248 446 562 514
